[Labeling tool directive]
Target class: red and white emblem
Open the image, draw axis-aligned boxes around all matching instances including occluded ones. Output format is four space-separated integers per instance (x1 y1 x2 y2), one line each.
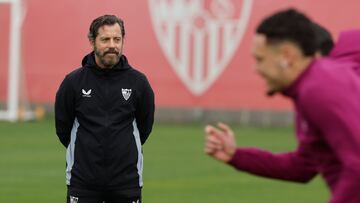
149 0 253 95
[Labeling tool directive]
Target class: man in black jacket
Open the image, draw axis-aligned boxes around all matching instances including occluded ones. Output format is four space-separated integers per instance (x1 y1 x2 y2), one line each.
55 15 155 203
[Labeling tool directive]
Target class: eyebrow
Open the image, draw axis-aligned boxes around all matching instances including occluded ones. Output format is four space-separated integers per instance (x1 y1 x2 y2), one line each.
99 36 122 39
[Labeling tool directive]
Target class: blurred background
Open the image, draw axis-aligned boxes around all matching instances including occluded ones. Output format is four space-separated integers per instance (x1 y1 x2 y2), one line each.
0 0 359 202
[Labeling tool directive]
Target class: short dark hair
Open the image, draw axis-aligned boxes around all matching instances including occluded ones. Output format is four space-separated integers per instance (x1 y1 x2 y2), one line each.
256 8 316 56
88 15 125 41
312 22 334 56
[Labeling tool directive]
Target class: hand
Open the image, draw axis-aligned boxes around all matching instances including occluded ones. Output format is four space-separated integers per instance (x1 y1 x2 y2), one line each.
204 122 237 162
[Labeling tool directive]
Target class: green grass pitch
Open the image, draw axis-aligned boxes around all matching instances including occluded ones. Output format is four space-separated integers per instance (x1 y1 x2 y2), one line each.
0 118 328 202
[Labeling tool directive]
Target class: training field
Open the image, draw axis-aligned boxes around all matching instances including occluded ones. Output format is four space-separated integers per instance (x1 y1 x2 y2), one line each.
0 118 329 203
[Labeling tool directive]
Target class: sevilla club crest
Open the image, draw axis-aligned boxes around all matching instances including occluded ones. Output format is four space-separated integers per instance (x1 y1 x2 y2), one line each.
149 0 253 95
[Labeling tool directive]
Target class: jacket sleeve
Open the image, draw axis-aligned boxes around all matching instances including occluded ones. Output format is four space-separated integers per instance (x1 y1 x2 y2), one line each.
135 75 155 145
301 87 360 203
55 75 75 147
228 147 317 183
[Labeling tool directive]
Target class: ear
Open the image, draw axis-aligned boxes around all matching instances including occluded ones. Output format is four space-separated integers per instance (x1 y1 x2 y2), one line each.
89 39 95 49
279 42 299 68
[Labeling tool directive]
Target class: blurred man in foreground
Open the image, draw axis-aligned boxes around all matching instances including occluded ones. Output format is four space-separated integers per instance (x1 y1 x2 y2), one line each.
204 8 360 203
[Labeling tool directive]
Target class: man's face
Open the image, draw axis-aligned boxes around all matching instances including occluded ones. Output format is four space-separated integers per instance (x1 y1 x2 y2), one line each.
252 34 287 95
92 23 124 68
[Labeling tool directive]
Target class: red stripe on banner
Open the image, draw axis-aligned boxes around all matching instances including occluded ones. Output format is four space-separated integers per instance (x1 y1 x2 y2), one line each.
218 26 224 64
175 24 180 60
188 31 195 80
203 33 209 81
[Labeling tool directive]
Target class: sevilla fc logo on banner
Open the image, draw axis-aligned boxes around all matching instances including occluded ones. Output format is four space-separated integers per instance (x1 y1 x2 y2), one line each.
149 0 253 95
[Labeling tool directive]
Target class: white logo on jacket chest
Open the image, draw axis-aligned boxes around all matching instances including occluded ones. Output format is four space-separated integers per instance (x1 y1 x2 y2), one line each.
82 89 92 97
70 196 79 203
122 88 132 100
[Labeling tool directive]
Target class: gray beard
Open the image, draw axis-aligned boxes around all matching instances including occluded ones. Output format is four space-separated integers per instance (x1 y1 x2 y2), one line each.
95 51 121 68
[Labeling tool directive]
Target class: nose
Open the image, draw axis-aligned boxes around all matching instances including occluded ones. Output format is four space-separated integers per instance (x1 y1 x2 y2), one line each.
108 39 116 48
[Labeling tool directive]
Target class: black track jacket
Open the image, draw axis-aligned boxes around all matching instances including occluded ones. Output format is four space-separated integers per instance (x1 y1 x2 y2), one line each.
55 52 155 195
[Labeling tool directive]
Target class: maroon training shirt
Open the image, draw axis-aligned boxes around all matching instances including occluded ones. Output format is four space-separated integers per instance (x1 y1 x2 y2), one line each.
228 30 360 203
